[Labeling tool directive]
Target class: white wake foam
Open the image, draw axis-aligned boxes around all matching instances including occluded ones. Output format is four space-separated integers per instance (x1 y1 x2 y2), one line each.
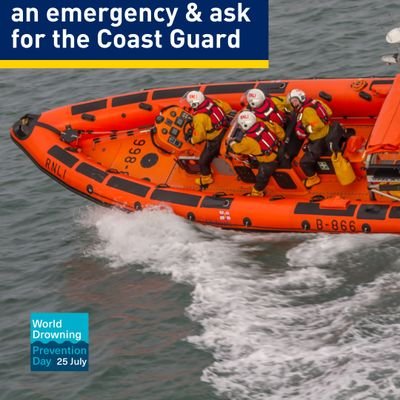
286 233 394 267
79 206 400 400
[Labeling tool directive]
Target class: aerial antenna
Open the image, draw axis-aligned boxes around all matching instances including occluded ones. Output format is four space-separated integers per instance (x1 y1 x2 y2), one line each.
382 27 400 65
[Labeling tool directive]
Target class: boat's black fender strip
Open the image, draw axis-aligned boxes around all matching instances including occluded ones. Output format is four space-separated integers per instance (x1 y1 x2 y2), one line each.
71 99 107 115
256 82 288 94
201 196 233 209
204 83 254 95
48 145 79 168
112 92 148 107
153 86 200 100
76 162 108 183
107 176 150 198
369 79 394 91
294 202 357 216
151 189 201 207
356 204 389 220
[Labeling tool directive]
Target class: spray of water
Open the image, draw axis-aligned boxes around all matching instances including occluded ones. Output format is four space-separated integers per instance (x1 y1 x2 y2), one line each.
79 206 400 400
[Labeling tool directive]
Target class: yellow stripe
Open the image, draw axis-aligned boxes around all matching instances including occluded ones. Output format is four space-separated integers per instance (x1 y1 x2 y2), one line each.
0 60 269 69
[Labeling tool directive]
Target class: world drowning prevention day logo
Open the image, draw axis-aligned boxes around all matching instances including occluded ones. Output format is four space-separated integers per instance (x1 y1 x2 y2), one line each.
30 313 89 371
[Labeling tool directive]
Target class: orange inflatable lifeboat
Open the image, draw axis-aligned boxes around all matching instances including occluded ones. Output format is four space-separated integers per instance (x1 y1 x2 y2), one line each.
10 75 400 233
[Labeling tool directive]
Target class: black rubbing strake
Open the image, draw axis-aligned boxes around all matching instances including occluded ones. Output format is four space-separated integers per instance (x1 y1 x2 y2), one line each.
151 189 200 207
76 163 108 183
107 176 150 197
111 92 148 107
152 87 200 100
201 196 232 209
256 82 288 94
48 145 79 168
294 202 356 216
357 204 389 220
204 83 254 95
369 79 394 91
71 99 107 115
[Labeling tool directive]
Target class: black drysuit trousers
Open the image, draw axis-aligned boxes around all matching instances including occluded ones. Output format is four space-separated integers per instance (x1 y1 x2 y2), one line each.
300 137 330 177
199 131 225 176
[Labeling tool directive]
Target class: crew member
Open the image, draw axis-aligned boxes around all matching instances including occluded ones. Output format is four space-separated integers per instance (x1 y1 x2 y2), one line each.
183 91 232 187
245 88 298 167
245 88 286 139
228 111 280 197
245 88 286 124
287 88 333 188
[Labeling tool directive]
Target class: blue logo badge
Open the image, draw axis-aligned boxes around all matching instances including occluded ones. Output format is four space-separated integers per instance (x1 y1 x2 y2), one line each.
30 313 89 371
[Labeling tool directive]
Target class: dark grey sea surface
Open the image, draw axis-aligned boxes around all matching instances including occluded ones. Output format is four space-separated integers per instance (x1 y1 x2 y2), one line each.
2 1 400 399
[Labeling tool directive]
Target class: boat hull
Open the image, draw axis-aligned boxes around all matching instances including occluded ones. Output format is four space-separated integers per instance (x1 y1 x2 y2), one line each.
10 77 400 233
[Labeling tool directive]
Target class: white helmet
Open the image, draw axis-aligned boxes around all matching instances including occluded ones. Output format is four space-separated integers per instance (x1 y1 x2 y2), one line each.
246 88 266 108
237 111 257 131
287 88 306 104
185 91 205 109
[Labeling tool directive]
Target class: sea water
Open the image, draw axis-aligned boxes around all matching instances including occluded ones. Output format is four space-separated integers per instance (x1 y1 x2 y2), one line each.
2 0 400 399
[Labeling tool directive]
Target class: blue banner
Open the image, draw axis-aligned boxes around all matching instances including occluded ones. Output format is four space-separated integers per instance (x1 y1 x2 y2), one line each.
1 0 269 68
